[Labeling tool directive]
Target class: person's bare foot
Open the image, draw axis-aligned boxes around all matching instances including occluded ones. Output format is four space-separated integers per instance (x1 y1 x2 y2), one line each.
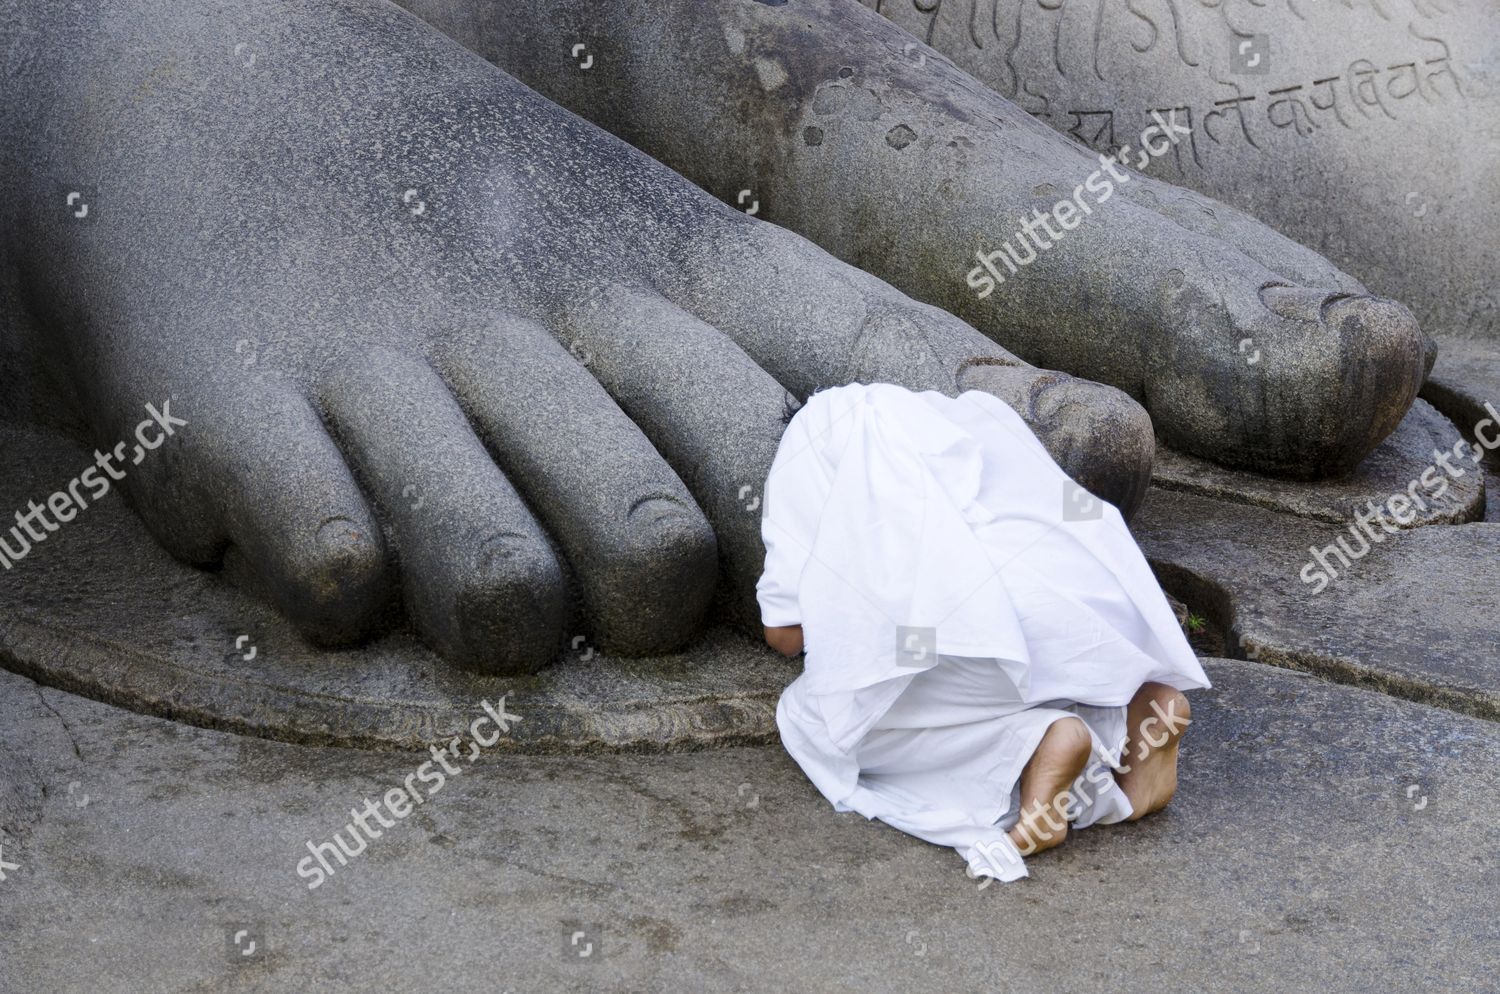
1009 715 1092 856
1115 683 1192 821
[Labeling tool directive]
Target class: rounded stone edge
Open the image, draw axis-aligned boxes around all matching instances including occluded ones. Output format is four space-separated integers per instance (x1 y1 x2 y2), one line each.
0 618 783 755
1151 400 1486 528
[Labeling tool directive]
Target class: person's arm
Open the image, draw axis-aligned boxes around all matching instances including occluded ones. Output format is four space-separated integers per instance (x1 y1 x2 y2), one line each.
757 411 822 658
763 624 804 657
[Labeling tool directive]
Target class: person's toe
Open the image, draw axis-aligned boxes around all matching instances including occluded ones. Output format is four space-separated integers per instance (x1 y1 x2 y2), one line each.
958 363 1156 519
214 386 391 646
1150 269 1428 476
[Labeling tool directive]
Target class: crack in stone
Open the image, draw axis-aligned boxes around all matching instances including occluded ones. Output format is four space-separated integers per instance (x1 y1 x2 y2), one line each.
32 684 84 762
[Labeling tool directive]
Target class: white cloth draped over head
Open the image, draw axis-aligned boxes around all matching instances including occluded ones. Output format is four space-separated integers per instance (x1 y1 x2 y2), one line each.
758 383 1209 882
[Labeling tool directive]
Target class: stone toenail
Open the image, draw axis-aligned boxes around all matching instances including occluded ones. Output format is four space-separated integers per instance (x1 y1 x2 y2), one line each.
1257 284 1303 313
627 496 695 529
1318 293 1359 323
1259 284 1344 321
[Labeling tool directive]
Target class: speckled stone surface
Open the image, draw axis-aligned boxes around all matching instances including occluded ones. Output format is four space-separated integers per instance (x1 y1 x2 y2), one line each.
0 0 1161 679
3 659 1496 993
877 0 1500 349
404 0 1432 480
1135 487 1500 720
1151 399 1485 527
8 406 1499 752
0 421 796 753
1422 336 1500 436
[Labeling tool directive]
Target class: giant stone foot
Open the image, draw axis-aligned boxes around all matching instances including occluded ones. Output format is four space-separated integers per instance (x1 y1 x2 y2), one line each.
403 0 1433 478
0 0 1153 675
863 0 1499 352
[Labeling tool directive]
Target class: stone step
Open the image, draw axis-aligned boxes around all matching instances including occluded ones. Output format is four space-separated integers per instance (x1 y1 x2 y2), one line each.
1136 486 1500 720
1153 398 1485 528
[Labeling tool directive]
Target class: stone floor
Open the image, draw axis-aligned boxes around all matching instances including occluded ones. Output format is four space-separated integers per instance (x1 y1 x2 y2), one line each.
2 659 1496 994
4 349 1498 992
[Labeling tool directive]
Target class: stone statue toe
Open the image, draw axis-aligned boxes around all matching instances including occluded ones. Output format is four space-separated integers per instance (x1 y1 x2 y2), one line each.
414 0 1435 478
0 0 1155 670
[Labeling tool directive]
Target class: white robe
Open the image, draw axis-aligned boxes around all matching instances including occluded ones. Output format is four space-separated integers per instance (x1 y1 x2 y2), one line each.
758 383 1210 882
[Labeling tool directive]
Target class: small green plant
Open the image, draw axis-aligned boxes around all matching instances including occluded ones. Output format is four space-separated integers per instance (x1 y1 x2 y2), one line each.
1185 613 1207 633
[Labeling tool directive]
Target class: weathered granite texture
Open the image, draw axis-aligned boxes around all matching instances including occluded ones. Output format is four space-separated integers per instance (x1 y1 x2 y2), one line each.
875 0 1500 346
0 0 1155 676
1135 487 1500 720
0 422 795 751
5 406 1492 751
1422 336 1500 435
407 0 1433 478
1153 399 1485 526
1488 462 1500 522
4 660 1497 993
